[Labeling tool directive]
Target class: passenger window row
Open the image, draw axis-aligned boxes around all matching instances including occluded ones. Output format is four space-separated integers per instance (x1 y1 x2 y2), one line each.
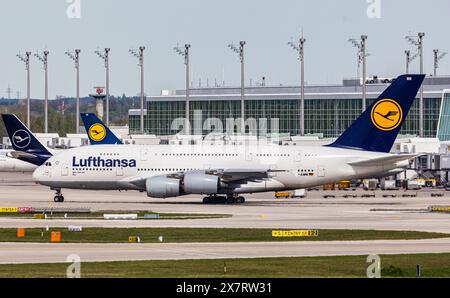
73 168 114 171
137 168 200 172
161 153 238 157
256 154 290 157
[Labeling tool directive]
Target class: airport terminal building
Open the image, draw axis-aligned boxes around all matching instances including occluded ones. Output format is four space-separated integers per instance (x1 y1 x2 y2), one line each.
129 76 450 140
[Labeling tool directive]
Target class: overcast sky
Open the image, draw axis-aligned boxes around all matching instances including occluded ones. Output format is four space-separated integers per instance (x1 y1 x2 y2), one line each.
1 0 449 99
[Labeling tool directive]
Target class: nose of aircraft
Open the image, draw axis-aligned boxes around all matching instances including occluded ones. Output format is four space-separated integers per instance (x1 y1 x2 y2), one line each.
32 166 43 182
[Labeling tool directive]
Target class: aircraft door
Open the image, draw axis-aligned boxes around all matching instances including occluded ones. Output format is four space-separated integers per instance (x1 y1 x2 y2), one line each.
317 166 326 177
116 167 124 176
61 164 69 176
140 149 149 161
245 151 252 161
294 151 302 162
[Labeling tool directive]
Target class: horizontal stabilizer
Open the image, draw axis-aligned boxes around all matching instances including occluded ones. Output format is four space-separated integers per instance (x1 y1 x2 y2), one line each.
9 151 39 160
348 154 417 167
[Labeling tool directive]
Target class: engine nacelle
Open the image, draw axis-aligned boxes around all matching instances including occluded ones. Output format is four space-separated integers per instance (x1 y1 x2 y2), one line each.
146 176 181 198
183 172 219 194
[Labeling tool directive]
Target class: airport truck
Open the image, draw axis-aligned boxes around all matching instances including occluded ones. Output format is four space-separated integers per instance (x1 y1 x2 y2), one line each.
291 189 307 198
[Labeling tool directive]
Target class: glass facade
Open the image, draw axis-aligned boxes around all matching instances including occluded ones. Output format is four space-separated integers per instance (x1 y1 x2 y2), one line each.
437 91 450 141
129 97 442 138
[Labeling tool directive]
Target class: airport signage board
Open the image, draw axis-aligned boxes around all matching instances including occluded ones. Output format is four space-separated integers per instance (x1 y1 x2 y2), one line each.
272 230 319 237
0 207 18 213
0 207 34 213
429 206 450 212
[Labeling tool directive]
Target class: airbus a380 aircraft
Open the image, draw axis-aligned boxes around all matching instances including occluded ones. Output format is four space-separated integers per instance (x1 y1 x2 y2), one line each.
28 74 424 203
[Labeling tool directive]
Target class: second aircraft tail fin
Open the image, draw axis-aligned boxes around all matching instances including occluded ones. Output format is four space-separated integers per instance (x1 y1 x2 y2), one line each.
80 113 123 145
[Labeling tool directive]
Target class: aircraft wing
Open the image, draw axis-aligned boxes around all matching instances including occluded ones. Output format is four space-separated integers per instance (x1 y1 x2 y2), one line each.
120 169 285 189
347 154 418 167
205 169 284 183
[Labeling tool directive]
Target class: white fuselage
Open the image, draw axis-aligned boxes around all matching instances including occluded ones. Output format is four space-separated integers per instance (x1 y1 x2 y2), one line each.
0 150 37 172
32 144 409 196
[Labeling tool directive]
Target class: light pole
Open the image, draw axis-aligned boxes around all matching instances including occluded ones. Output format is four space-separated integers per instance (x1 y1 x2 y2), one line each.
129 46 146 134
406 32 425 137
405 49 419 75
288 36 306 136
95 48 110 126
16 51 31 128
65 49 81 133
361 35 367 112
174 44 191 135
405 50 410 74
433 49 447 77
34 51 49 133
228 41 246 135
349 35 368 112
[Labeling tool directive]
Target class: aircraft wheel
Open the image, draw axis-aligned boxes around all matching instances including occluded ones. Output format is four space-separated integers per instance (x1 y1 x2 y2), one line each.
226 197 236 204
202 197 210 204
54 195 64 203
236 197 245 204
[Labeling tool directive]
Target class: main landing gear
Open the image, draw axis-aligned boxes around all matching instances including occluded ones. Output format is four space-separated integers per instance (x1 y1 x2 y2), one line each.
53 189 65 203
202 195 246 205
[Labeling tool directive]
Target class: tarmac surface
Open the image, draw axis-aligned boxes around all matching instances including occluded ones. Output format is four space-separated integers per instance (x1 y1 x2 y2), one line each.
1 238 450 264
0 172 450 264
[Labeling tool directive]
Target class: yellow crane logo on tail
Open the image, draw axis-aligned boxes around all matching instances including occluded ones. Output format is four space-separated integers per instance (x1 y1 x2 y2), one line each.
371 99 403 131
88 123 106 141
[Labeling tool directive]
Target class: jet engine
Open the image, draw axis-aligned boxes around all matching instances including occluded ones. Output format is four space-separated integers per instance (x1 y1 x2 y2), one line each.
145 171 221 198
146 175 181 198
183 172 220 194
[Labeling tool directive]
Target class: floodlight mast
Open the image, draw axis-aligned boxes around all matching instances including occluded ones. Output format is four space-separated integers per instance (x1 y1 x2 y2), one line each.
129 46 146 134
228 41 246 135
174 44 191 135
349 35 368 112
65 49 81 133
34 51 49 133
95 48 111 126
405 50 410 74
288 35 306 136
361 35 367 112
433 49 448 77
405 32 425 137
16 51 31 128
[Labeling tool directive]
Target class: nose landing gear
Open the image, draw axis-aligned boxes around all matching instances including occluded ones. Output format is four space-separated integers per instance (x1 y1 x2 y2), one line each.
53 189 64 203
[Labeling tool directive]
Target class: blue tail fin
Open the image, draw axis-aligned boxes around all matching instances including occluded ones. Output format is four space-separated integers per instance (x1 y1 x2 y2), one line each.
80 113 123 145
327 74 425 153
1 114 52 166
